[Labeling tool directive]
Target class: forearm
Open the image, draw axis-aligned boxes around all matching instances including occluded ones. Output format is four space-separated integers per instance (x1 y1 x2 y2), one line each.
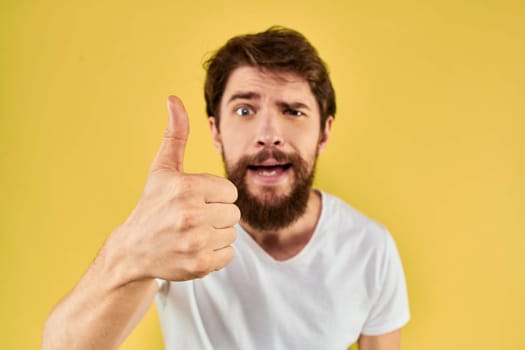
42 235 158 350
42 95 239 349
358 329 401 350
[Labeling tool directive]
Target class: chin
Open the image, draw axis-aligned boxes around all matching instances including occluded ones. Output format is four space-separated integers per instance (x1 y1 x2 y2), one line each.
249 185 293 204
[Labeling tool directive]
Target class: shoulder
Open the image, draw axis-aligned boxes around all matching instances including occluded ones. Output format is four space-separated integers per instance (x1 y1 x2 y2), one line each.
319 191 409 304
319 191 393 250
317 191 402 286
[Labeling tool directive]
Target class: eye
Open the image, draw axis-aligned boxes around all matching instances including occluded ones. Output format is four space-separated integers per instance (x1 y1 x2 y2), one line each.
284 108 304 117
235 106 254 116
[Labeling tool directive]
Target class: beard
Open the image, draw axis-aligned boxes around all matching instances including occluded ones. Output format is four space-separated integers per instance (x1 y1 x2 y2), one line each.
224 148 316 232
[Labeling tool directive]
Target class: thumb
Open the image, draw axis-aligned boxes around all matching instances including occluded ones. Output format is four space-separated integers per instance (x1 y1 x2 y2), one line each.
150 95 189 173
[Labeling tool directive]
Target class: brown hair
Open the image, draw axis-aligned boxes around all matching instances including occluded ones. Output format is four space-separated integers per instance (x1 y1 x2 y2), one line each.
204 26 336 127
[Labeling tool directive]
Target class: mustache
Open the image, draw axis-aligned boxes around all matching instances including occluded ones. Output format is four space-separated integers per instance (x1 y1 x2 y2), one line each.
224 147 308 184
242 148 295 167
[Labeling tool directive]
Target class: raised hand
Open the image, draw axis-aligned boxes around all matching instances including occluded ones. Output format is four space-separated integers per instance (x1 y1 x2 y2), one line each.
108 96 240 284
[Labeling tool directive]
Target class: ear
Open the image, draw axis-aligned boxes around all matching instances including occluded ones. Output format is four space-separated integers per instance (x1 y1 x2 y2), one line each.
317 116 334 155
208 117 223 154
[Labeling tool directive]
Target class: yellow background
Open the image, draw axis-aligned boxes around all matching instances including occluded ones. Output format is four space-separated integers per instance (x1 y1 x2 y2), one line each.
1 0 524 349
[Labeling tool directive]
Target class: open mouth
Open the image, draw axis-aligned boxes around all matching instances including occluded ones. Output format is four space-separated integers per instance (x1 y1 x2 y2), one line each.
247 163 293 177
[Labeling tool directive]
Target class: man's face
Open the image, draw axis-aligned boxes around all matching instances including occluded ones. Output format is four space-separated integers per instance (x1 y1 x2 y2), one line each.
209 66 332 231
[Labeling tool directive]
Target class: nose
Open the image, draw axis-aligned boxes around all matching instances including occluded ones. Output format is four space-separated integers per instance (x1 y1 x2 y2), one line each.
256 113 283 147
257 135 283 147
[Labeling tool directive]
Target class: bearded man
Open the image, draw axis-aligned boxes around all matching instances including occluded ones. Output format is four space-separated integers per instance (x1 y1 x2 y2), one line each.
43 27 410 350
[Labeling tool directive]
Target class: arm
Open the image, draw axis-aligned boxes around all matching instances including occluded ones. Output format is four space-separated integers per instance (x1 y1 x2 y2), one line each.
358 329 401 350
42 250 159 350
358 231 410 350
42 96 240 350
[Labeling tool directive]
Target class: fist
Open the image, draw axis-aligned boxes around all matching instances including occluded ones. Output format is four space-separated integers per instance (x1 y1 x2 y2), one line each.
109 96 240 284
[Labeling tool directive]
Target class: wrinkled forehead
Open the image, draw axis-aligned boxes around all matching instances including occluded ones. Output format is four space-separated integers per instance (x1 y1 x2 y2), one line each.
221 66 317 106
226 65 309 87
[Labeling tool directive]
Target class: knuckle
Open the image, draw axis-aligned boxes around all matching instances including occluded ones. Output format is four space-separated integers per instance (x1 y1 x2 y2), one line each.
222 227 237 245
226 179 238 201
232 205 241 222
176 210 199 231
224 246 236 263
210 175 237 201
229 227 238 242
173 175 198 198
199 174 238 203
216 247 235 270
189 254 212 278
176 211 193 230
179 233 207 253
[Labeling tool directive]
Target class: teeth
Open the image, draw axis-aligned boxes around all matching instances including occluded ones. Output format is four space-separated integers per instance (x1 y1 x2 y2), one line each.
258 169 277 176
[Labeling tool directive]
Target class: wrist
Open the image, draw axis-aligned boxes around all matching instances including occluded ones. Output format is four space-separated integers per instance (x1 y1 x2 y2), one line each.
96 225 146 289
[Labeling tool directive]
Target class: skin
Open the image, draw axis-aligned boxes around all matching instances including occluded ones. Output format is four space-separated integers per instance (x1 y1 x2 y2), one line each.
359 329 402 350
42 96 239 349
42 66 403 349
210 66 333 260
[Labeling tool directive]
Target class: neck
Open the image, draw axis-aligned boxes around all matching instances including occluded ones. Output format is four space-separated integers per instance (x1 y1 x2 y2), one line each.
240 189 323 261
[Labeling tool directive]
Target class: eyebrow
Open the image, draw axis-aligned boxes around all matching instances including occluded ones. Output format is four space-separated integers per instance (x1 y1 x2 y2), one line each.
277 101 311 111
227 91 312 111
227 92 261 104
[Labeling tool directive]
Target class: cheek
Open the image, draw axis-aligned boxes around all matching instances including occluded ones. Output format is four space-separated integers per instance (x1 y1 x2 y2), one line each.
292 134 320 157
220 139 241 165
301 145 321 171
221 126 251 151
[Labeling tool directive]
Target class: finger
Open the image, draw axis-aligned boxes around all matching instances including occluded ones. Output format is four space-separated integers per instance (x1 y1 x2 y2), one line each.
199 174 238 204
211 246 236 271
206 203 241 229
209 226 237 251
150 95 189 174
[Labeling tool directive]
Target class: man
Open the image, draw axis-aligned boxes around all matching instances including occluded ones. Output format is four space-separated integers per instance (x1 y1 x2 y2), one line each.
43 27 410 349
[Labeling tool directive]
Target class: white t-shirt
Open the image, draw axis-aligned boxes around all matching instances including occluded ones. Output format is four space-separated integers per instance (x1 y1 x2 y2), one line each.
156 191 410 349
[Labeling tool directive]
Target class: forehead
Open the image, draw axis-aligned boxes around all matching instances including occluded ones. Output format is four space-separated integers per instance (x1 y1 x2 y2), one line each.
221 66 317 108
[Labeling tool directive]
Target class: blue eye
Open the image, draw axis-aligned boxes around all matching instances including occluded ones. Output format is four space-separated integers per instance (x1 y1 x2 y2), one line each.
235 107 253 116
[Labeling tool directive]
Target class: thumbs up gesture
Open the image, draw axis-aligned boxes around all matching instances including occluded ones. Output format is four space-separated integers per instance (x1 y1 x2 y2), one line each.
107 96 240 283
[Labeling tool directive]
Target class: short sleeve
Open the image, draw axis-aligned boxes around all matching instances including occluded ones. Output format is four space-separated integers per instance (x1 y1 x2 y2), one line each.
361 232 410 335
